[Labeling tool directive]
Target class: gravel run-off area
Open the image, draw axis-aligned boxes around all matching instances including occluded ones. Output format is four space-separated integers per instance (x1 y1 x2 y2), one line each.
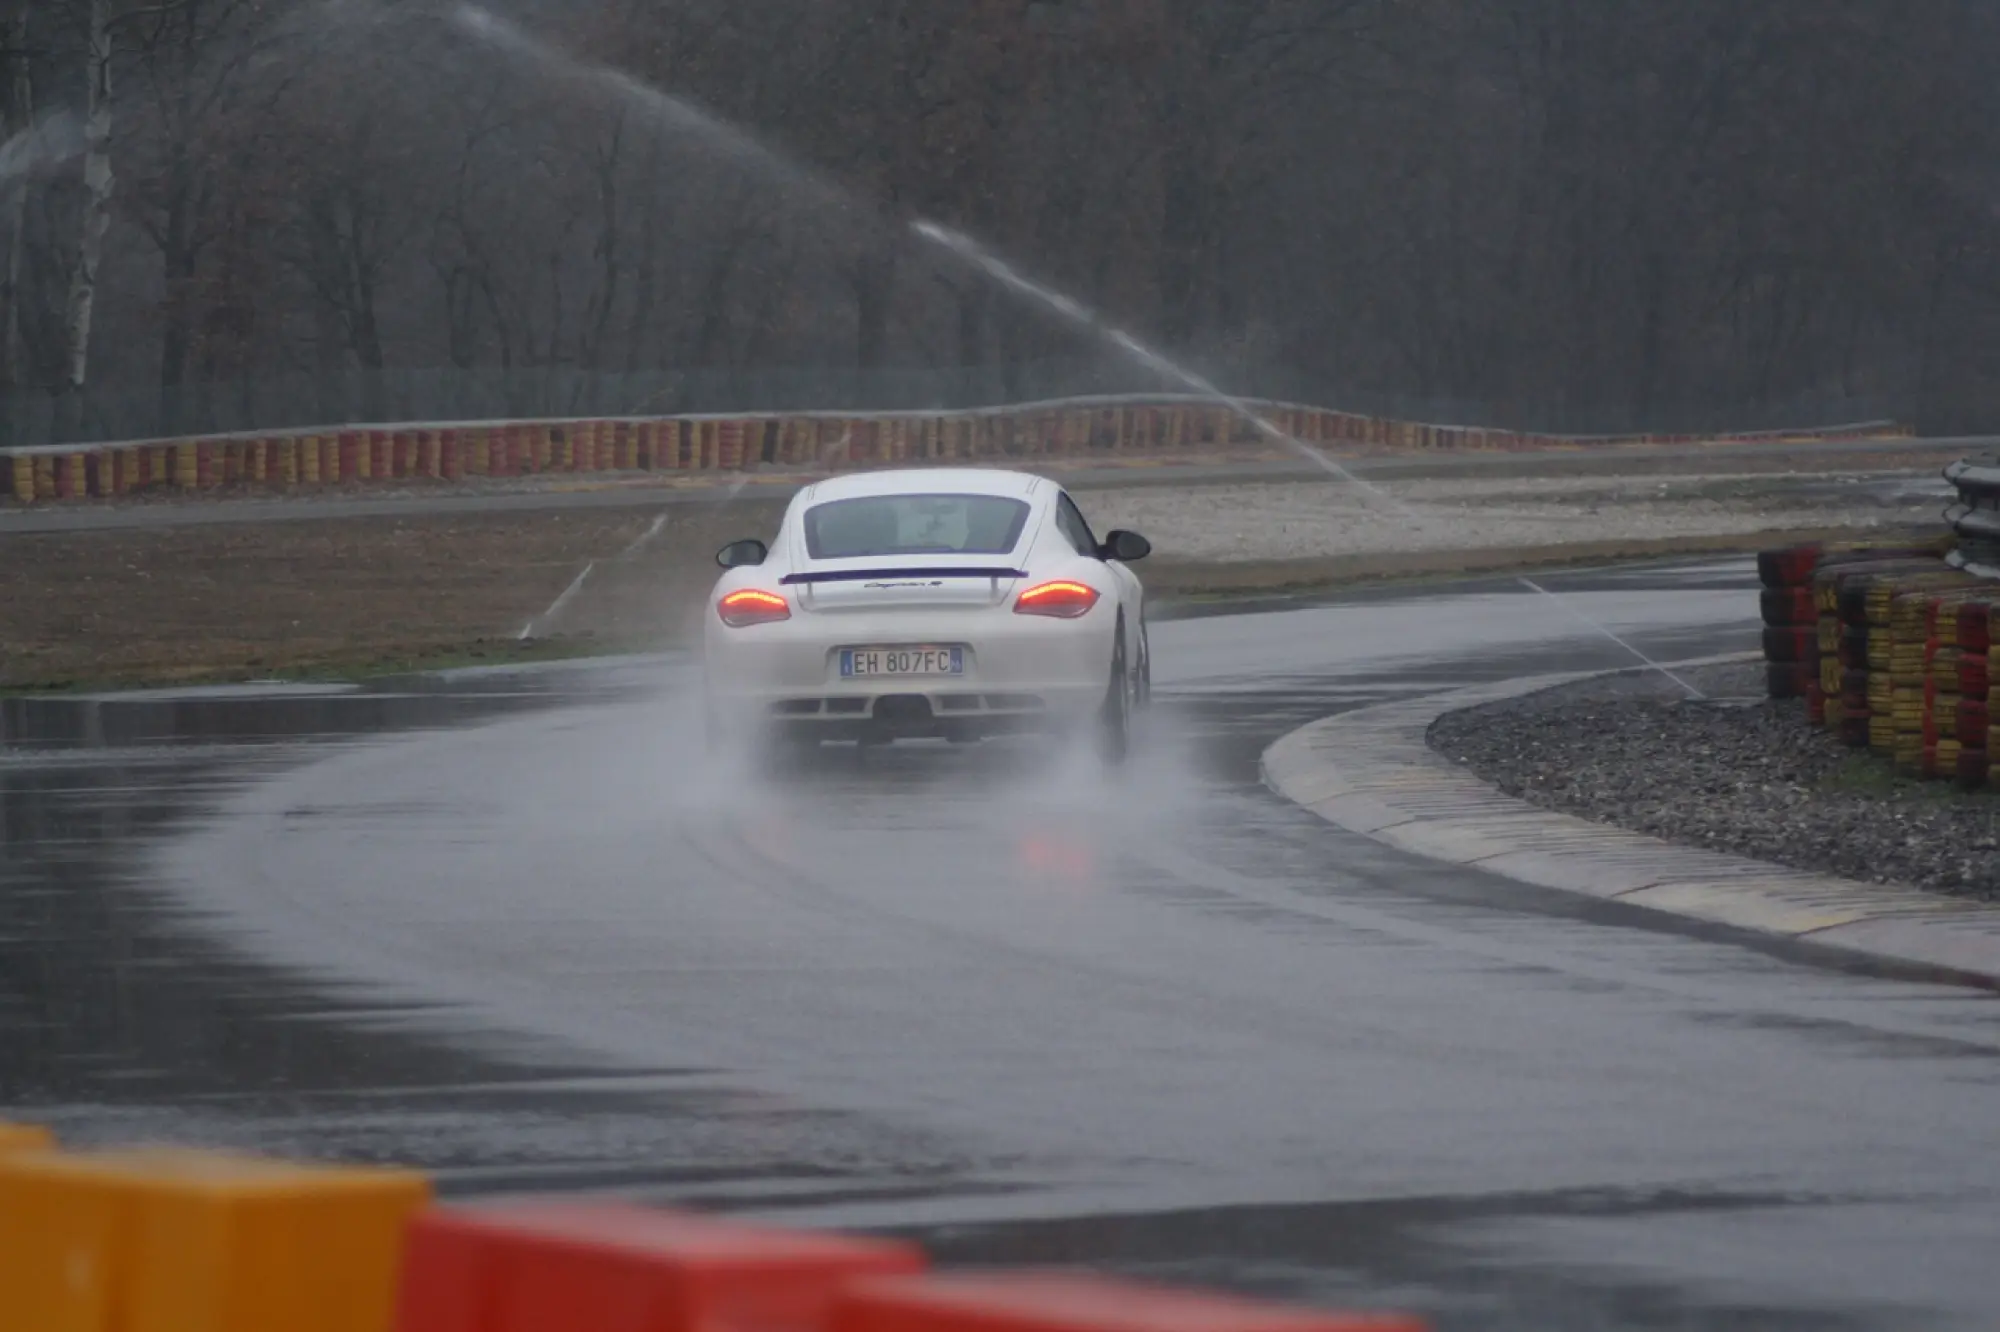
1086 469 1950 563
1429 660 2000 902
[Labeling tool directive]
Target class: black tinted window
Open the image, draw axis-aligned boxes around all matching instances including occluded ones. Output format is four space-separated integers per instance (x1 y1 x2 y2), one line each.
805 494 1031 559
1055 494 1098 556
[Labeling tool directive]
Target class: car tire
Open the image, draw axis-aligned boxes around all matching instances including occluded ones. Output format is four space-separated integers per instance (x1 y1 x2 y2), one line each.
1097 620 1132 766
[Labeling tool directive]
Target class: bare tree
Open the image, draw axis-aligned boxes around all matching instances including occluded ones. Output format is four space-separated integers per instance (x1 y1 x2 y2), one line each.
4 0 2000 439
125 0 289 414
62 0 124 402
0 0 34 392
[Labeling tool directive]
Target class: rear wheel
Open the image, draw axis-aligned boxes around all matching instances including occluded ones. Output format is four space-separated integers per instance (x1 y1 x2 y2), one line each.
1097 621 1132 765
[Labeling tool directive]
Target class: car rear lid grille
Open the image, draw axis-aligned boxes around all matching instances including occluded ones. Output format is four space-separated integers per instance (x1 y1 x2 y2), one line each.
792 564 1024 612
781 566 1028 586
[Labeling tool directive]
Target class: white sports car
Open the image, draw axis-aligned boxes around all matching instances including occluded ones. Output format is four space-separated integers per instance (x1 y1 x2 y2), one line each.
703 468 1152 760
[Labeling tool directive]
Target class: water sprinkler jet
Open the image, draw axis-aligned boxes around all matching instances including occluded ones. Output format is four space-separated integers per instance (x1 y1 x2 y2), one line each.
0 112 86 191
449 5 857 217
452 9 1705 698
910 218 1708 700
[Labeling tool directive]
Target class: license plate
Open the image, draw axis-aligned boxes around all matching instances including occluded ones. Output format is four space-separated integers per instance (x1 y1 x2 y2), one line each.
841 646 964 678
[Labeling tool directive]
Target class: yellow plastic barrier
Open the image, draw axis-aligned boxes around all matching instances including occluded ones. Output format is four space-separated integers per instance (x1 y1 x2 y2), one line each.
0 1148 430 1332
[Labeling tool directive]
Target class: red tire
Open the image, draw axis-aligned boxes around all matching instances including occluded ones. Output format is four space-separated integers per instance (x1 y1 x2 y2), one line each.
1958 699 1991 746
1762 626 1816 664
1757 546 1822 589
1956 748 1990 790
1957 603 1994 653
1766 662 1808 699
1760 587 1816 627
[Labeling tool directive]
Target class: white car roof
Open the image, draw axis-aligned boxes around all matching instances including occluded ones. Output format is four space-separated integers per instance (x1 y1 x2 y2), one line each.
800 468 1049 505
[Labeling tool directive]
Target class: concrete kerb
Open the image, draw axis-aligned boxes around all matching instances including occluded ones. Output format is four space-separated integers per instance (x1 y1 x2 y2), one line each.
1259 652 2000 986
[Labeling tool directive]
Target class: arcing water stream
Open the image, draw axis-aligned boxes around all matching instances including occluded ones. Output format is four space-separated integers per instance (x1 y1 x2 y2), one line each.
0 113 84 191
910 222 1708 698
456 4 1704 695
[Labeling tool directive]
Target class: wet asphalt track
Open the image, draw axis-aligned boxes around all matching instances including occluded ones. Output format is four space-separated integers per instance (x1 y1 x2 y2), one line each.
4 560 1998 1331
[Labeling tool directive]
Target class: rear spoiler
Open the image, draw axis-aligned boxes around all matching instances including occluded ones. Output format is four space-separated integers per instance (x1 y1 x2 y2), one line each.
781 567 1029 586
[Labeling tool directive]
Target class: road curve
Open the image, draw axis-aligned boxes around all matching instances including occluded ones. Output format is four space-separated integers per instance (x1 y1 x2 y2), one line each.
27 561 2000 1330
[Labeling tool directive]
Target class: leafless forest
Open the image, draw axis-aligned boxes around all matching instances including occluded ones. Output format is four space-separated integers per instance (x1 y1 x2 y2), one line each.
1 0 1996 442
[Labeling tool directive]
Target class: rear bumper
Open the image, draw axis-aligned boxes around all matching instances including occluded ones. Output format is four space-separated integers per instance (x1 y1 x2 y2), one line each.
771 696 1079 742
711 682 1108 738
703 608 1113 737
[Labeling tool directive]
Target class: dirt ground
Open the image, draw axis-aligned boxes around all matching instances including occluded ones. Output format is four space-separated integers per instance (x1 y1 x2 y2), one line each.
0 460 1951 689
0 504 782 688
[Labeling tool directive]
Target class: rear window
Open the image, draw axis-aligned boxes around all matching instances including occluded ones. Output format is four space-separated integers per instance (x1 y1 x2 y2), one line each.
803 494 1031 560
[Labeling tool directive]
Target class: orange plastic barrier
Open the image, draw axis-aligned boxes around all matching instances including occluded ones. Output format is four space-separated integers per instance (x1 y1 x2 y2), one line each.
394 1200 927 1332
0 1124 1433 1332
832 1273 1428 1332
0 1122 53 1155
0 399 1915 505
0 1147 429 1332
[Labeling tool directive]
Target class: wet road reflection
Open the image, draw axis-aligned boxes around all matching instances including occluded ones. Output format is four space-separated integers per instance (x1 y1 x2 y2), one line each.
5 561 1998 1331
0 660 985 1206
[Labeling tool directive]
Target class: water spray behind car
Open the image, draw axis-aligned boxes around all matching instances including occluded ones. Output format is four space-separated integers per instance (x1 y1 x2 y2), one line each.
455 4 1704 699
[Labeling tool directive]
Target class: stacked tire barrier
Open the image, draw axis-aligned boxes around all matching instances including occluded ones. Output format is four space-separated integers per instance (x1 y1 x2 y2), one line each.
1761 527 1995 789
0 1123 1421 1332
1758 545 1822 710
0 395 1911 505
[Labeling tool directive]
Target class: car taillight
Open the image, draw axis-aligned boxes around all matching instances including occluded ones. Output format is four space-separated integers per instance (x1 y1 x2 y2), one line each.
1014 580 1100 619
717 589 791 627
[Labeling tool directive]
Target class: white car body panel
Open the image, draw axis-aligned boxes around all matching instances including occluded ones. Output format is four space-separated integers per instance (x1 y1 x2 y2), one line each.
702 468 1147 743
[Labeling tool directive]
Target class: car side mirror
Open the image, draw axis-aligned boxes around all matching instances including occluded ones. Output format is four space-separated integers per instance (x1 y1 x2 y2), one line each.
1099 530 1152 562
716 538 769 569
